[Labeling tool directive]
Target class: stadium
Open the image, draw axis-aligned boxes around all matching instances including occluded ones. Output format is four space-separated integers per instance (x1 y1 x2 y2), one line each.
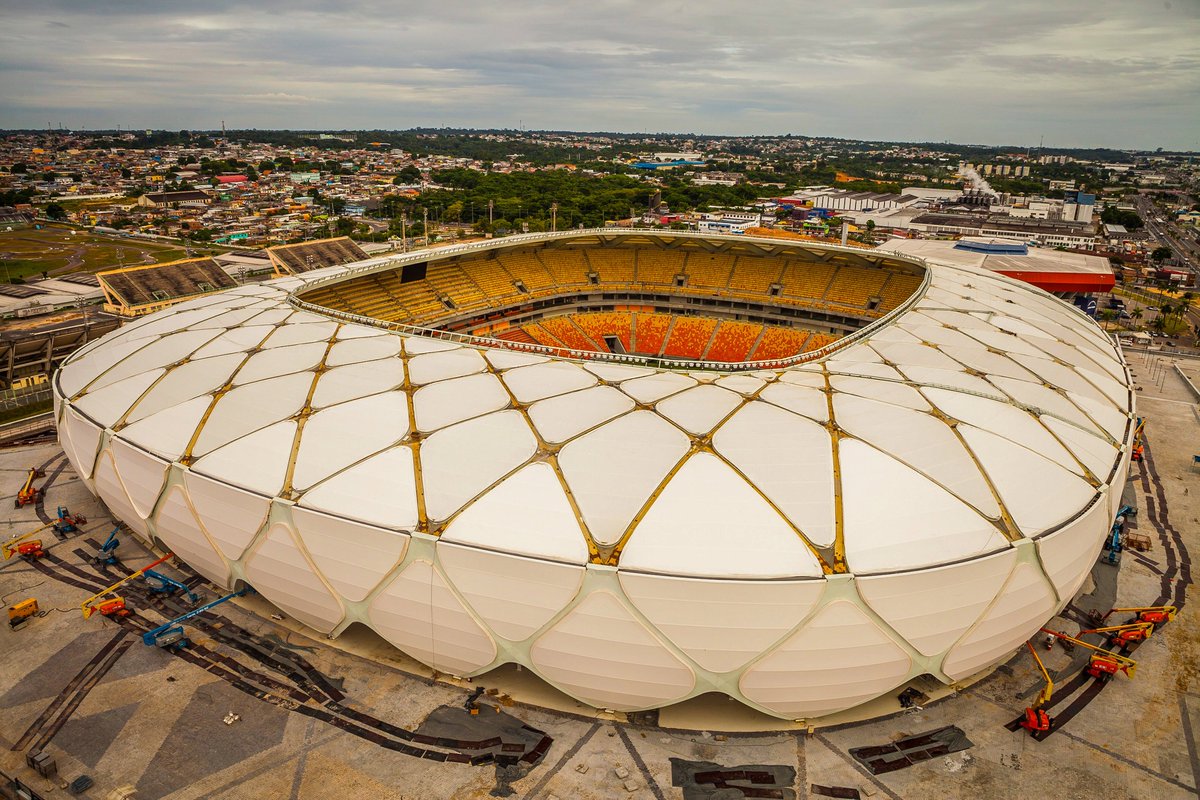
51 229 1135 722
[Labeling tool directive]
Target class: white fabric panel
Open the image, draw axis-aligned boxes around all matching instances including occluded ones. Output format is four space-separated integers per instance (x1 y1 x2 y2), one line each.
529 590 695 710
582 362 655 382
192 372 314 457
870 340 963 371
857 549 1017 657
325 336 401 367
193 308 264 330
502 361 597 403
334 322 388 340
264 321 338 348
413 373 510 433
402 335 461 354
958 426 1096 537
192 420 297 496
840 440 1008 573
828 342 881 364
300 447 418 530
899 366 996 395
86 330 218 392
758 383 829 423
896 323 981 350
622 453 824 579
715 375 765 395
92 450 149 537
153 485 230 586
923 388 1081 474
368 560 497 675
620 572 825 673
714 402 836 548
833 394 998 516
62 407 104 481
528 386 633 444
1042 417 1120 480
310 359 406 408
74 369 163 428
125 353 243 423
987 376 1103 437
190 325 275 360
291 506 409 602
960 326 1047 357
941 562 1057 681
420 410 536 521
292 393 410 490
830 375 930 411
407 348 487 385
827 362 905 380
1036 497 1110 602
109 439 169 520
184 473 271 561
937 345 1039 381
1009 354 1112 408
739 600 912 718
441 463 588 562
233 343 325 385
438 543 584 641
118 395 211 462
558 411 689 546
777 369 826 388
244 523 344 633
620 372 697 403
1070 393 1129 442
484 349 547 370
655 385 742 434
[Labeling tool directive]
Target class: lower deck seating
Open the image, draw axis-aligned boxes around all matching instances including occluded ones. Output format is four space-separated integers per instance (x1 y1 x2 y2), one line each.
749 327 813 361
633 313 671 355
705 321 763 362
663 317 717 359
572 312 633 352
539 316 598 351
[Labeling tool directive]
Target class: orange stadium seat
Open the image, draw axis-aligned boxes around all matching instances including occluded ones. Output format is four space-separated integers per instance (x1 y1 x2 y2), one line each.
521 322 565 348
584 249 636 285
572 312 633 352
633 313 671 355
537 249 590 286
823 266 888 308
749 327 813 361
663 317 717 359
684 253 736 291
777 260 837 301
728 256 785 295
635 249 686 286
705 320 763 362
540 316 599 351
803 333 839 352
495 251 558 293
877 273 922 312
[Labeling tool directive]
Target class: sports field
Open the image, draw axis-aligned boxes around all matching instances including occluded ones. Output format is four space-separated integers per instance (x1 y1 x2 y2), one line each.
0 225 192 282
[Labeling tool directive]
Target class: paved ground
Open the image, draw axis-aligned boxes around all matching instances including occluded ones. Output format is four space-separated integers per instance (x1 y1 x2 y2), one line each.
0 359 1197 800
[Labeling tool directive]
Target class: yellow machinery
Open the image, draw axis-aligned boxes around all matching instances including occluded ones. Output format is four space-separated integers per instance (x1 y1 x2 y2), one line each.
2 521 55 559
1020 642 1054 733
1102 606 1176 627
81 552 173 618
1041 628 1137 681
8 599 39 628
1080 622 1155 649
15 467 45 508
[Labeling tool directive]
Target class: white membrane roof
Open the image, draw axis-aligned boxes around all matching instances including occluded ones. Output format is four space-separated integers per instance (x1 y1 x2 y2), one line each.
55 231 1134 721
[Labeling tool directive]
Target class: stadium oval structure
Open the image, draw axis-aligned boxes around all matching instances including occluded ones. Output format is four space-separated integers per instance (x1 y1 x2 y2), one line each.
54 230 1135 722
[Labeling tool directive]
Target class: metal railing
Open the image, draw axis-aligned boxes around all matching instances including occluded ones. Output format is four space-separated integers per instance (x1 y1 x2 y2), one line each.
0 386 53 413
285 229 933 373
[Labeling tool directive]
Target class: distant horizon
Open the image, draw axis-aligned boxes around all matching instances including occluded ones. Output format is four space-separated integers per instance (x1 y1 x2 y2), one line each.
2 126 1196 156
3 2 1197 150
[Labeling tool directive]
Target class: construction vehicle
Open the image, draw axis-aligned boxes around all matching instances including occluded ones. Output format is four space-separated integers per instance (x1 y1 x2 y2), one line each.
1080 622 1155 650
53 506 86 535
141 587 250 649
1131 417 1146 462
2 521 55 559
1103 504 1137 566
1103 605 1177 628
1040 628 1137 682
15 467 45 508
1020 642 1054 734
143 570 200 604
81 552 172 619
8 599 39 629
92 528 120 566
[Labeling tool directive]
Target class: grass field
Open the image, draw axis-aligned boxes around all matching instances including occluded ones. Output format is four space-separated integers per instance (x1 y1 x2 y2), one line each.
0 225 195 282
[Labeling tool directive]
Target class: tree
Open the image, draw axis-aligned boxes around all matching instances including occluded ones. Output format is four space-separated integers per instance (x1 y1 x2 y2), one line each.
394 166 423 185
1151 246 1172 263
1131 308 1144 327
44 203 67 221
11 163 27 174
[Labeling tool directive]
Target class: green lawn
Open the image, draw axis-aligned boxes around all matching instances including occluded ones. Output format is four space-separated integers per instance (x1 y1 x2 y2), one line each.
0 225 194 282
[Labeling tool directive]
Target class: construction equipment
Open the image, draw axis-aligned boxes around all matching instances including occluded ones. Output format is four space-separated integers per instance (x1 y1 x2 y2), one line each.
81 552 172 619
2 522 55 559
143 570 200 604
8 599 39 628
1103 504 1137 566
92 528 120 566
1019 642 1054 734
53 506 87 535
1040 628 1137 682
1103 605 1177 628
1131 417 1145 462
1080 622 1155 650
15 467 45 508
141 587 250 649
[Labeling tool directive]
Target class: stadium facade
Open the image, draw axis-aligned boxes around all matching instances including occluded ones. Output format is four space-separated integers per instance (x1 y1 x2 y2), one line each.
53 230 1135 721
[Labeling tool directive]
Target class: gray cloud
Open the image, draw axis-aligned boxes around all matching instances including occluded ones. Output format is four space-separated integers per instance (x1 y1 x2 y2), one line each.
1 0 1197 149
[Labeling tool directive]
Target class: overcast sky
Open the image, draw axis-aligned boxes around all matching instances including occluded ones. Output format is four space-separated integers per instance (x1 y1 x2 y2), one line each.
2 1 1198 150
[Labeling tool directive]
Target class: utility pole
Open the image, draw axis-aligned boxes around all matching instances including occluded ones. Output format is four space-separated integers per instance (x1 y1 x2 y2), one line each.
551 202 558 232
488 199 494 226
401 216 408 252
423 206 429 246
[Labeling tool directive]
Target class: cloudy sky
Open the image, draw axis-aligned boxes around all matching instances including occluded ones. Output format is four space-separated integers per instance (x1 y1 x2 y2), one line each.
2 1 1198 149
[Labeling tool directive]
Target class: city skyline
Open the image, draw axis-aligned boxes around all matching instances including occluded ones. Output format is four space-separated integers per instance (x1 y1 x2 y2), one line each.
1 1 1198 150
